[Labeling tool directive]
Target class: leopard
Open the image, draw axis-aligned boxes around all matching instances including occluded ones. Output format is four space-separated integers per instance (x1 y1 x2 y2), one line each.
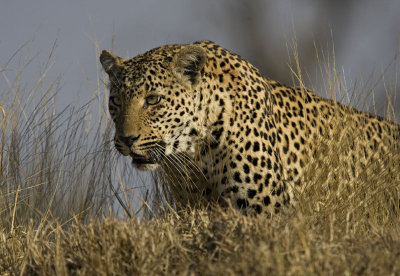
100 40 400 215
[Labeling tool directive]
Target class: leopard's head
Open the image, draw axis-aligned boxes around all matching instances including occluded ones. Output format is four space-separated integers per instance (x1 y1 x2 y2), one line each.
100 44 207 170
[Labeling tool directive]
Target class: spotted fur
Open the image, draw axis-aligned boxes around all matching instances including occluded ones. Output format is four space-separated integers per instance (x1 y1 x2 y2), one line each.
100 41 400 215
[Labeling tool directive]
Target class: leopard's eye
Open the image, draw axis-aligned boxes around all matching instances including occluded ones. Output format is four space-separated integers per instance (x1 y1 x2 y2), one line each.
110 95 121 106
145 95 161 105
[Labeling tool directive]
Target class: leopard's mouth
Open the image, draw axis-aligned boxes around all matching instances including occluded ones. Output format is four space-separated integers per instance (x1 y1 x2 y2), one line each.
128 142 166 166
129 153 156 164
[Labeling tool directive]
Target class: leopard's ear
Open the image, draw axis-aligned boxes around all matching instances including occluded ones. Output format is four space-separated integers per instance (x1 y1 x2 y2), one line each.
173 45 207 87
100 50 124 76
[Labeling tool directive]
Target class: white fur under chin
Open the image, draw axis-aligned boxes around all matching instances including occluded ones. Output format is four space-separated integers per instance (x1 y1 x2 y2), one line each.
132 162 159 171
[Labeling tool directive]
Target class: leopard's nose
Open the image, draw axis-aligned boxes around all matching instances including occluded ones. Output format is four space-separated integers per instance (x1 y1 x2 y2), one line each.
118 134 141 147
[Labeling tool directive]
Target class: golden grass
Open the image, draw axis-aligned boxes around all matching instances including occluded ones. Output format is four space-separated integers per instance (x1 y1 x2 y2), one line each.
2 203 400 275
1 40 399 275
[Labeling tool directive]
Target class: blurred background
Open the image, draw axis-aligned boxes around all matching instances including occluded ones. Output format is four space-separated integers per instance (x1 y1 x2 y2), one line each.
1 0 399 218
1 0 399 116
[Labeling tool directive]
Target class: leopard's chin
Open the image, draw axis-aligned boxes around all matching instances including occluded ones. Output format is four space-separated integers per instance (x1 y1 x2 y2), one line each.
132 161 159 171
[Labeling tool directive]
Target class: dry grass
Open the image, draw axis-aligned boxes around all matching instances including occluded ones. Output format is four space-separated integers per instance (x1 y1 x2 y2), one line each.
3 203 400 275
1 40 400 275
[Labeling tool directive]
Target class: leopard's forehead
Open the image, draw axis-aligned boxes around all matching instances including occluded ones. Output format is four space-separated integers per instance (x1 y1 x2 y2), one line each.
113 45 183 97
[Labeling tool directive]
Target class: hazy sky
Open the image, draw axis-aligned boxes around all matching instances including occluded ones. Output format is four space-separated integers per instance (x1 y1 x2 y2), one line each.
1 0 399 113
